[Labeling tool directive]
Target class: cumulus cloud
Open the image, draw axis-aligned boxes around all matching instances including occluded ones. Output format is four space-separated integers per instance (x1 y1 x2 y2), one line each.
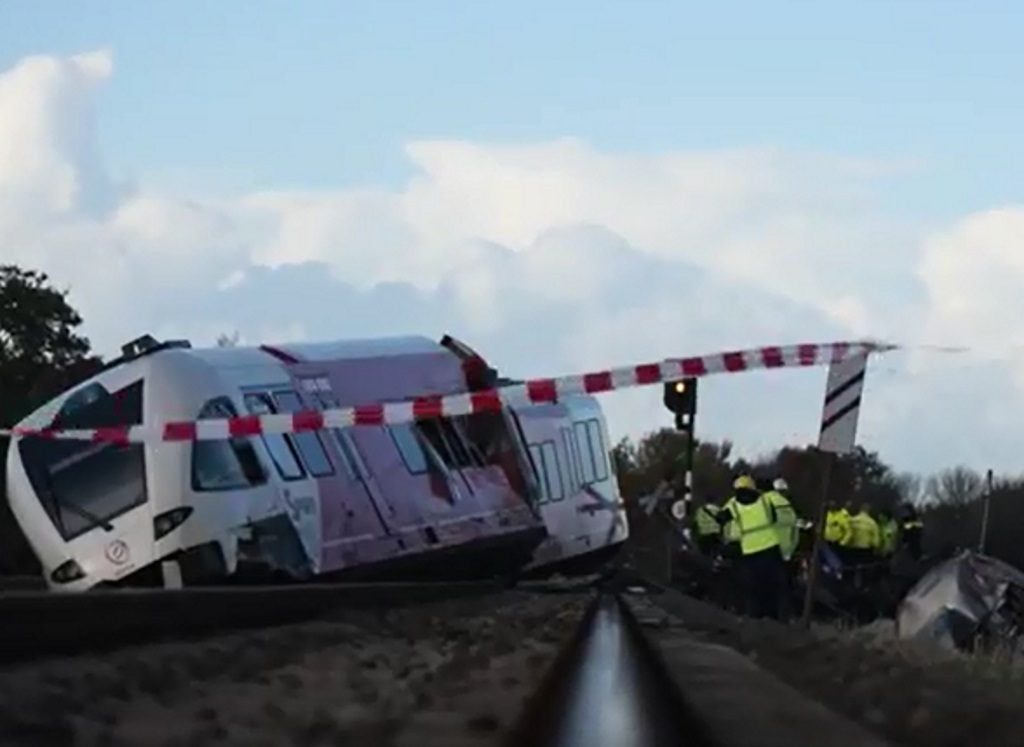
0 49 116 220
1 49 1021 474
919 209 1024 349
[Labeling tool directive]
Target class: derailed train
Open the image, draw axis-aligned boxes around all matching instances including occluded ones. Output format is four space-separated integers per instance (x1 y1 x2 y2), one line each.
6 333 628 591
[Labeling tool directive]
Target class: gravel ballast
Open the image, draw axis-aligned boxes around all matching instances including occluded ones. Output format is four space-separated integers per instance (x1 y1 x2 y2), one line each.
6 581 1024 746
0 590 588 746
637 588 1024 747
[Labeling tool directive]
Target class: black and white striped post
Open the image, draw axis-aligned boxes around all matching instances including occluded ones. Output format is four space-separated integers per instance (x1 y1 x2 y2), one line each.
817 354 867 454
802 353 869 626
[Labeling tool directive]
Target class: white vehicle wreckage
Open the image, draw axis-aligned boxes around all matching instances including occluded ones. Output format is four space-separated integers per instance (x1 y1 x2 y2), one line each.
897 550 1024 652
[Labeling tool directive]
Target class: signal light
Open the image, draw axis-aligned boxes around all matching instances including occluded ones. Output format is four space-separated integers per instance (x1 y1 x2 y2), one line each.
663 377 697 416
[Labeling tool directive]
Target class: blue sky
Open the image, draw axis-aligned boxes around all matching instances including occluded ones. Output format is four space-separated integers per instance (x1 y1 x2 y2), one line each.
2 2 1024 475
3 1 1022 209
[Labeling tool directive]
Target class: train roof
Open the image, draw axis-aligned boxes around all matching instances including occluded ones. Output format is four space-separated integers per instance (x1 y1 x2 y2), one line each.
14 333 461 429
105 333 446 371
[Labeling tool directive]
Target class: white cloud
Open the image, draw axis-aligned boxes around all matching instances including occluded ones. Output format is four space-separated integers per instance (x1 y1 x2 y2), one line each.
919 208 1024 349
0 49 115 220
2 50 1022 475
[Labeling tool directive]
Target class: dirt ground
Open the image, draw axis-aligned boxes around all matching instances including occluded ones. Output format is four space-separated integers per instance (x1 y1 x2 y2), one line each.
7 580 1024 746
0 590 588 746
637 588 1024 747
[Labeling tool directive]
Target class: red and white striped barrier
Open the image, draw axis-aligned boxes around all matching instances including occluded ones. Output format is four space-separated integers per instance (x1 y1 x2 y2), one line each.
2 340 895 444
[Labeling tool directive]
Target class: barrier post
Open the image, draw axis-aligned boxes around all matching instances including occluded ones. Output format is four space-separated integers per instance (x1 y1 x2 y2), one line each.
802 450 835 627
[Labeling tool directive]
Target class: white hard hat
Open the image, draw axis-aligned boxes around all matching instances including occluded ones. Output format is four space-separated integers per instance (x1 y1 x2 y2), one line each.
773 478 789 492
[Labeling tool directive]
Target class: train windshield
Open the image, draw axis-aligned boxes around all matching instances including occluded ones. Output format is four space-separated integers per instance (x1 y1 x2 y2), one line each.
18 380 147 540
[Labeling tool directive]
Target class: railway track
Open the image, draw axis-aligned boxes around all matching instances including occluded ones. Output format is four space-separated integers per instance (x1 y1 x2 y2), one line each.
0 578 890 745
510 585 888 747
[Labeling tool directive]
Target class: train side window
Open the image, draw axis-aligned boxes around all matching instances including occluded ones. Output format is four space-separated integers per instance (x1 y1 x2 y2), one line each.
243 393 305 481
445 420 474 466
272 391 334 477
52 380 144 429
418 418 473 469
568 426 585 486
561 428 580 490
541 441 564 501
309 391 366 481
389 423 429 474
453 417 488 467
556 440 570 500
192 398 266 491
574 421 597 484
528 444 549 502
52 383 109 425
587 419 609 481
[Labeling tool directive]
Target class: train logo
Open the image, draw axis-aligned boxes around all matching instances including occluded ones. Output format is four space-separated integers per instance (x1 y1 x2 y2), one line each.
105 540 130 566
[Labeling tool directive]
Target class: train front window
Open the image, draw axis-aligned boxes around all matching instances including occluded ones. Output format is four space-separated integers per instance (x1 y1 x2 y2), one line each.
19 380 147 540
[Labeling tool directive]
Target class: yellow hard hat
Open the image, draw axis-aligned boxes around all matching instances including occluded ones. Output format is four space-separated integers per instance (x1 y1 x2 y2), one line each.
733 475 756 491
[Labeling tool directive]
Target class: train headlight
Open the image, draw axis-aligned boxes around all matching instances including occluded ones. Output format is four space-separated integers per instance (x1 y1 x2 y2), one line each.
50 559 85 584
154 507 193 540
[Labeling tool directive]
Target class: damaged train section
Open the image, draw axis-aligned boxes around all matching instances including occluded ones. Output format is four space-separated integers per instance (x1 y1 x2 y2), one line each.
897 550 1024 652
6 333 628 591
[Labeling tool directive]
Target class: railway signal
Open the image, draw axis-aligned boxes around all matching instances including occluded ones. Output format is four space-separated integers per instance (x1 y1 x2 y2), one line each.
662 378 697 432
661 378 699 584
662 378 698 502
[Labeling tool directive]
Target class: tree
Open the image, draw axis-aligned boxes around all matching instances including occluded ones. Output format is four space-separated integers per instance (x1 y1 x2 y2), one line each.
216 330 240 348
0 265 94 426
611 437 642 502
0 265 101 574
893 472 924 505
611 428 737 505
925 466 984 506
836 446 904 513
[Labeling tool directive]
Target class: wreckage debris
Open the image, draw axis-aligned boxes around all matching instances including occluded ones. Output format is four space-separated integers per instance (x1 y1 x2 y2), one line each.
897 550 1024 652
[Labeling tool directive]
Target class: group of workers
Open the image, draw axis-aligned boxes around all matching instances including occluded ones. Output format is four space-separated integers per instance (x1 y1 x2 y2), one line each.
692 475 800 619
823 501 922 565
690 475 925 621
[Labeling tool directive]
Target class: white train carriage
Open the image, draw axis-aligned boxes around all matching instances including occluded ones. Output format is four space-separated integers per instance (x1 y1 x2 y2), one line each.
510 394 629 574
7 334 549 591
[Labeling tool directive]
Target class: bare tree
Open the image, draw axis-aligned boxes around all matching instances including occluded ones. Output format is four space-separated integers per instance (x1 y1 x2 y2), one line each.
894 472 924 505
925 466 984 506
216 330 240 348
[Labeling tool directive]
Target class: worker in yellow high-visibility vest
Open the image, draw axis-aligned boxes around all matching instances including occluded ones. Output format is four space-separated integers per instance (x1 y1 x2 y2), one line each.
717 475 788 619
824 504 852 549
692 502 724 555
848 503 881 562
762 478 798 561
876 509 899 557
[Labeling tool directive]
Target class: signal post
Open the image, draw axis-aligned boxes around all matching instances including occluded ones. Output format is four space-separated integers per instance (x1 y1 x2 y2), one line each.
661 377 698 582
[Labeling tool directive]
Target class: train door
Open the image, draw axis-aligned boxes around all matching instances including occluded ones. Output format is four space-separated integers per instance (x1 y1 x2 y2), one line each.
294 376 399 538
241 389 326 570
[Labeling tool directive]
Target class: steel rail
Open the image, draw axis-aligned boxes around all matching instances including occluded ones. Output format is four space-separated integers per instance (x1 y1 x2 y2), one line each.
507 591 716 747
